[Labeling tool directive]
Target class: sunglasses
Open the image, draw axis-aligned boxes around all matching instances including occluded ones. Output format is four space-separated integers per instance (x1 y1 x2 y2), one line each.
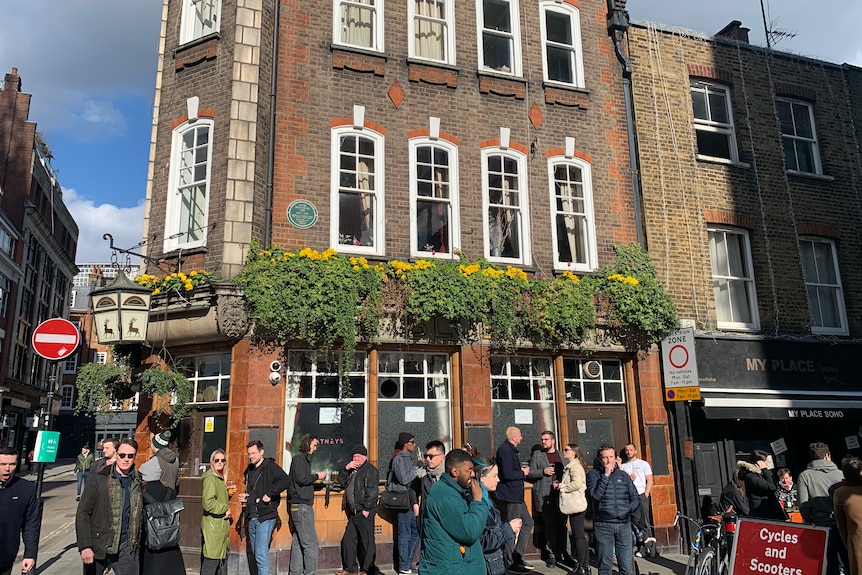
213 458 226 463
117 453 136 459
425 453 442 459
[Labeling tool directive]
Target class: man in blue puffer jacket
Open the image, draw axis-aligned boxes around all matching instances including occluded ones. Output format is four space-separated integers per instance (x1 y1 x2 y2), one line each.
586 444 639 575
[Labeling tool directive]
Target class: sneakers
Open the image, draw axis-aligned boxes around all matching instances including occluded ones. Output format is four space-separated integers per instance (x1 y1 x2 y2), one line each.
545 558 557 568
399 570 414 575
508 565 529 573
635 551 643 558
522 563 535 571
644 536 657 544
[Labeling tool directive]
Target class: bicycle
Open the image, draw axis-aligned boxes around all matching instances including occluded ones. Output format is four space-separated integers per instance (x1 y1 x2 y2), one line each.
674 511 737 575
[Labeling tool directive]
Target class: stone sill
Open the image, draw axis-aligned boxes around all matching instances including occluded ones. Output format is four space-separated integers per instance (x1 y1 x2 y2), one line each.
174 34 220 71
787 170 835 182
331 44 388 76
696 155 751 169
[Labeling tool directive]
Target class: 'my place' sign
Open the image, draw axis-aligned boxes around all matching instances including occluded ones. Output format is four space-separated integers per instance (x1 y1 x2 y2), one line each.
731 519 826 575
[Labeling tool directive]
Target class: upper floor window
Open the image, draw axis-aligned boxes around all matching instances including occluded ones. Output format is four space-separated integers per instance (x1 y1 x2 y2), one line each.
691 81 738 162
776 99 821 174
477 0 522 75
63 356 78 374
549 157 596 271
59 384 74 410
708 227 759 330
180 0 221 44
331 127 385 255
483 149 530 264
409 0 455 64
410 139 459 257
165 119 212 252
335 0 384 51
0 273 10 317
94 351 108 365
0 227 15 258
800 238 847 335
539 1 584 87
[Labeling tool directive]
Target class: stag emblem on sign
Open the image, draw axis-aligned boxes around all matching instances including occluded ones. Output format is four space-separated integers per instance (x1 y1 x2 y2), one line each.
103 319 114 337
127 317 140 337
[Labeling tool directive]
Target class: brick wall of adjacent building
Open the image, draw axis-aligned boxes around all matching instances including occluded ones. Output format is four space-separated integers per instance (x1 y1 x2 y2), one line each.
628 23 862 336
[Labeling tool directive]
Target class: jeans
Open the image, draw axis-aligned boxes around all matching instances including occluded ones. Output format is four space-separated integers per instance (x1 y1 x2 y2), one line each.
593 521 633 575
540 493 567 560
396 509 420 572
248 516 276 575
826 526 849 575
631 494 652 539
289 503 319 575
77 471 90 496
504 502 534 566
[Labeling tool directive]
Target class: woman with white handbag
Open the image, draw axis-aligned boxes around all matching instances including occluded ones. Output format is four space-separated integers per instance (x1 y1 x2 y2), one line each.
559 444 590 575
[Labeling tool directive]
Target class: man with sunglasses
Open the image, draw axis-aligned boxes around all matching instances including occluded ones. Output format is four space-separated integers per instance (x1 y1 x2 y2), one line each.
76 438 143 575
417 440 446 538
389 432 420 575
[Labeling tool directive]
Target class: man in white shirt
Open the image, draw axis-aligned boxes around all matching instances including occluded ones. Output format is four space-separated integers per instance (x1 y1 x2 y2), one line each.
620 444 655 555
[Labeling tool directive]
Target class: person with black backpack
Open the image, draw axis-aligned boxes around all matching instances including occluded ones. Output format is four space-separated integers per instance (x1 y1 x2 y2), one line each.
139 456 186 575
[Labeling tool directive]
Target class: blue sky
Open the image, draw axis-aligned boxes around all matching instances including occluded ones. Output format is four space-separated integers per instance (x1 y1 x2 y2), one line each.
0 0 859 262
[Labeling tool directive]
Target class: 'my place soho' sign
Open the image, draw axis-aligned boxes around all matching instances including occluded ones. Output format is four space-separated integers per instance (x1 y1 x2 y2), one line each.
731 519 826 575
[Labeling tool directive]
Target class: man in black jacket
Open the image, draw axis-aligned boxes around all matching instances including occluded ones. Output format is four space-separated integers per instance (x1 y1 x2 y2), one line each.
287 434 327 575
495 426 533 572
0 447 37 575
336 444 379 575
586 444 639 575
76 438 143 575
241 440 290 575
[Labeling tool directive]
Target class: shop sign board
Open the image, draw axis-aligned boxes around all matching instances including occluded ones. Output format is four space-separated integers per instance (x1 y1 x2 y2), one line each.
660 327 700 401
730 518 826 575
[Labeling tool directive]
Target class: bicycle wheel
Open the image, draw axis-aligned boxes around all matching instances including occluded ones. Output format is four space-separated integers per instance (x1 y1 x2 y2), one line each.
694 549 717 575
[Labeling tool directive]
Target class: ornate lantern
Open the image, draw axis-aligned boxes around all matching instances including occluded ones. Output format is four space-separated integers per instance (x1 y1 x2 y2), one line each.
91 271 152 345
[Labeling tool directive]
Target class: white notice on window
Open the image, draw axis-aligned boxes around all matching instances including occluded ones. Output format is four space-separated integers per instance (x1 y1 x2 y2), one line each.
319 407 342 425
405 406 425 423
514 409 533 425
577 419 587 434
770 437 788 455
847 435 860 450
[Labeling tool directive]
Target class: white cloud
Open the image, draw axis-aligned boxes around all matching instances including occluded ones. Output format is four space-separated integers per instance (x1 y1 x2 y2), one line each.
63 188 145 263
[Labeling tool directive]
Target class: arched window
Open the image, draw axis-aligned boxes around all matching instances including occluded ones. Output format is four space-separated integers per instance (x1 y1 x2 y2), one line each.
548 156 596 271
164 118 213 251
409 138 459 257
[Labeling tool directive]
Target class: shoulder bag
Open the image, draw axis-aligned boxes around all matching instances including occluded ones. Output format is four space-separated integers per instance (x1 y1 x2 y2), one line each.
142 491 185 550
379 469 410 511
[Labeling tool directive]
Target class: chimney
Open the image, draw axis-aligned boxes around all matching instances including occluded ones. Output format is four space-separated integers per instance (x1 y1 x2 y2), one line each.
4 67 21 92
716 21 750 43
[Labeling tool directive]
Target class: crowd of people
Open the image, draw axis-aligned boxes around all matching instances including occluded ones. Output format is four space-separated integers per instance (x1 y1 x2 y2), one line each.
0 428 665 575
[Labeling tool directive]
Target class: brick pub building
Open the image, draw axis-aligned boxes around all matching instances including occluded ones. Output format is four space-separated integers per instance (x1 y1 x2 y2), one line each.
136 0 678 570
627 20 862 518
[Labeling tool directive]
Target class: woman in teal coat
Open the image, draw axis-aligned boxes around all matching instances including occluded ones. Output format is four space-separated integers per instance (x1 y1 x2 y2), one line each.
201 448 232 575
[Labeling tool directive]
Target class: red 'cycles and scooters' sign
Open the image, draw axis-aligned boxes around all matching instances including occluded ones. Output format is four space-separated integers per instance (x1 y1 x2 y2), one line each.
731 518 827 575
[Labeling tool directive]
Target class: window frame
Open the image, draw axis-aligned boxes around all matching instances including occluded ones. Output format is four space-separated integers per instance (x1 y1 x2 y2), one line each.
408 0 456 65
59 384 75 410
164 118 214 252
776 98 822 175
178 352 232 404
691 81 738 162
180 0 222 45
539 1 584 88
94 352 108 365
333 0 385 52
481 147 531 265
331 126 386 256
548 156 596 272
409 138 460 259
799 237 847 335
708 226 760 331
476 0 523 76
562 358 625 404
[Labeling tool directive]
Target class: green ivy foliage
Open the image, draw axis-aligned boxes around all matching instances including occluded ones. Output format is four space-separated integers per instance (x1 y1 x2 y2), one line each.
138 366 194 425
233 242 678 364
74 362 128 417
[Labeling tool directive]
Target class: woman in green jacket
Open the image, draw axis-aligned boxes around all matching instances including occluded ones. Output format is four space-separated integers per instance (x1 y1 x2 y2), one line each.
201 449 232 575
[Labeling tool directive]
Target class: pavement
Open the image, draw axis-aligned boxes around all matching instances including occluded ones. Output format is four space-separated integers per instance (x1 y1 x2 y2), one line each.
7 460 691 574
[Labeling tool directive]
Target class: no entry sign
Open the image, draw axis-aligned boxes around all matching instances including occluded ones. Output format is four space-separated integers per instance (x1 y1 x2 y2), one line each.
32 318 80 361
731 518 827 575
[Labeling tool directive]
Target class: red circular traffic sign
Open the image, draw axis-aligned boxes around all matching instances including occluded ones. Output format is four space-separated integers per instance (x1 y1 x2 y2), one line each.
32 318 80 361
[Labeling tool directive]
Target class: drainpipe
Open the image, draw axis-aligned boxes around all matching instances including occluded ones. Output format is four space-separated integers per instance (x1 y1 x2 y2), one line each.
263 0 280 248
606 1 645 249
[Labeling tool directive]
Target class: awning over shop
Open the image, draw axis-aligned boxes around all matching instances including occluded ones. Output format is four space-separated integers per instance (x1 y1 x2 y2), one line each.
693 337 862 420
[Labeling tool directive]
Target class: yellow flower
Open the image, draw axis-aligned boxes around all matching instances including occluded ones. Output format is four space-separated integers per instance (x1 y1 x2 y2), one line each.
506 266 527 281
152 288 160 295
189 271 197 276
184 281 194 291
562 271 579 282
